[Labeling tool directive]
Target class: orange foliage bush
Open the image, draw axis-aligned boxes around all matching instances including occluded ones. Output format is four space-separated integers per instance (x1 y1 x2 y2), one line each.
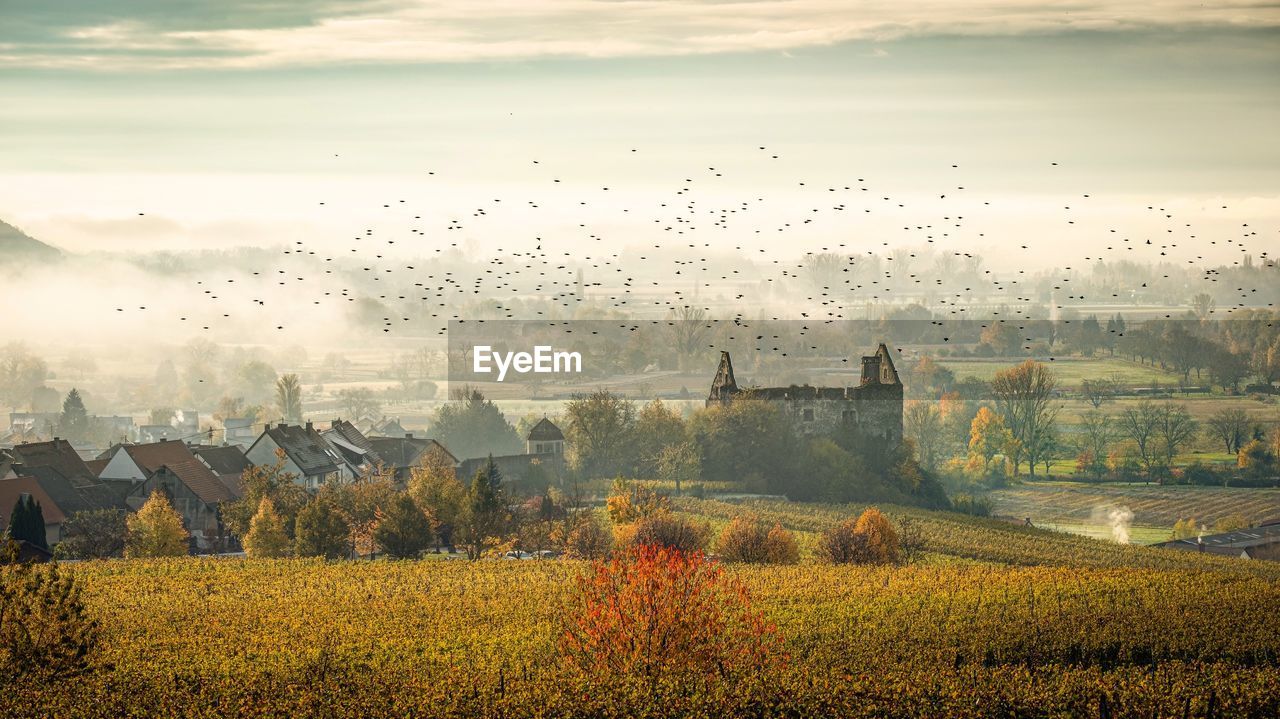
816 507 901 565
559 544 782 687
616 512 710 553
716 515 800 564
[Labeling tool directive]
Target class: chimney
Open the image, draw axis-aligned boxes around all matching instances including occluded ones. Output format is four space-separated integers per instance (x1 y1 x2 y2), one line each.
160 438 167 443
405 433 413 439
277 423 287 429
305 421 313 432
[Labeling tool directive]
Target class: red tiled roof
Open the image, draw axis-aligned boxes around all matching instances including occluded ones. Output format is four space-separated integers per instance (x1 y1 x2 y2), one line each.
124 442 233 505
0 476 67 526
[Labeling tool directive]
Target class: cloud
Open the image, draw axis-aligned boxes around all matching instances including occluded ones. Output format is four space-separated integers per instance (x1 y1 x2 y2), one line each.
3 0 1279 70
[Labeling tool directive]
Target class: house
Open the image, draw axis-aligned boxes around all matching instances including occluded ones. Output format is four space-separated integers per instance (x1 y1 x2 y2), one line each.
190 444 253 499
220 417 258 447
1153 523 1280 561
7 412 59 438
245 422 343 490
525 418 565 456
368 417 409 438
365 433 458 483
0 476 67 547
2 438 120 516
707 344 904 446
320 419 382 479
96 439 234 549
456 419 565 487
92 415 135 444
136 410 200 443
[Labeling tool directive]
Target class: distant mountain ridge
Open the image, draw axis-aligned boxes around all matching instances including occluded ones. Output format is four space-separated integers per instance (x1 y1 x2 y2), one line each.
0 219 62 263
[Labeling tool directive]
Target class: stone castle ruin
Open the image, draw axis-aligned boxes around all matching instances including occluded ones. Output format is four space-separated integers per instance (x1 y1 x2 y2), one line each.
707 343 903 446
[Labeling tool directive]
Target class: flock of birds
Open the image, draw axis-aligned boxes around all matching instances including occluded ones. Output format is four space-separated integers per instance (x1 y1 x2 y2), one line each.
113 146 1274 360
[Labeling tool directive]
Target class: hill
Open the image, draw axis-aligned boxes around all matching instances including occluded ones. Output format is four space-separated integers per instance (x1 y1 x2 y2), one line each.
0 219 62 263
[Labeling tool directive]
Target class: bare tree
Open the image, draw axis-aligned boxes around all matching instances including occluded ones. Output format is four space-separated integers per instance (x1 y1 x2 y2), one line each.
990 360 1060 476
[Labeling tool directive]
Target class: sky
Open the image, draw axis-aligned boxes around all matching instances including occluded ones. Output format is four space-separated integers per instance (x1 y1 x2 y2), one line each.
1 1 1278 267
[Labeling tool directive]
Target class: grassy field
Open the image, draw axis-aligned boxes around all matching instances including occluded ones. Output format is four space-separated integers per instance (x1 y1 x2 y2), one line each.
936 356 1184 387
987 482 1280 535
7 498 1280 718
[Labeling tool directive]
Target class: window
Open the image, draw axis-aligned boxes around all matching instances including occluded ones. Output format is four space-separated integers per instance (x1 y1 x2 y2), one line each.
802 408 815 421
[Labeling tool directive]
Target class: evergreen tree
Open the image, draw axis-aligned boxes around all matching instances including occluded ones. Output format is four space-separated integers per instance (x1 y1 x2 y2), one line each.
125 491 189 558
243 497 290 558
294 499 350 559
6 494 47 550
58 388 90 442
458 456 508 560
372 493 433 559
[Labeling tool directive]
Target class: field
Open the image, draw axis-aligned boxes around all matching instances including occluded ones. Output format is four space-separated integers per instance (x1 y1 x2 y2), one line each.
7 499 1280 718
988 482 1280 538
936 356 1184 387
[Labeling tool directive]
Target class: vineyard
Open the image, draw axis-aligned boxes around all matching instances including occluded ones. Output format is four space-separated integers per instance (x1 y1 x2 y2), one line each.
987 483 1280 530
5 500 1280 718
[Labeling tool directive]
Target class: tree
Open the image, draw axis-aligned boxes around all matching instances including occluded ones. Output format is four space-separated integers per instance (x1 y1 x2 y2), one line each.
406 447 467 550
903 400 945 471
990 361 1060 476
373 493 434 559
1207 408 1250 454
688 399 797 492
1238 439 1276 480
1080 378 1118 409
54 510 127 560
336 388 381 424
236 360 278 404
979 321 1023 356
221 454 308 541
57 388 90 442
1118 401 1163 477
294 500 351 559
655 441 700 496
429 387 521 460
457 457 509 560
125 491 189 558
564 389 636 479
968 407 1014 474
1155 403 1198 476
275 374 303 424
0 344 49 410
5 494 47 550
619 513 710 554
632 399 687 477
243 497 290 558
663 306 714 371
1074 411 1115 477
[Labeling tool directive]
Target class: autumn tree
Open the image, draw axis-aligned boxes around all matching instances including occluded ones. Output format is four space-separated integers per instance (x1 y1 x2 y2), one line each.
559 512 614 560
243 497 290 558
968 406 1014 474
655 442 701 496
1074 410 1115 477
620 513 711 554
559 545 781 689
406 447 466 550
373 493 434 559
125 491 189 558
221 453 309 540
990 360 1060 476
293 499 350 559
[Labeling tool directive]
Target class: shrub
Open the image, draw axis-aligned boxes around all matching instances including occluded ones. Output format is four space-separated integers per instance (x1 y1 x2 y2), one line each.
816 508 900 565
561 513 613 560
559 544 781 687
0 554 99 681
54 510 127 560
618 512 710 554
715 515 799 564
